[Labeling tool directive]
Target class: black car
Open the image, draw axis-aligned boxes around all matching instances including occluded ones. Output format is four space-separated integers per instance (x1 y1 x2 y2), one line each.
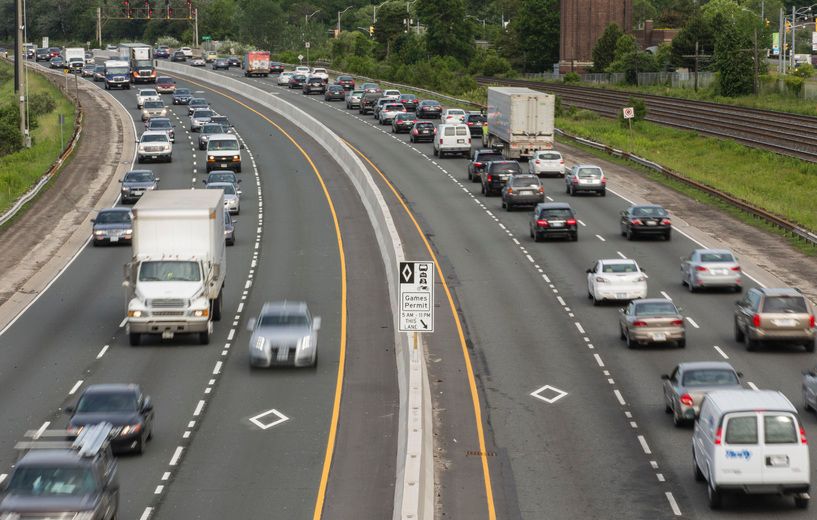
49 56 64 69
501 174 544 211
481 160 522 196
0 424 119 519
324 84 346 101
91 208 132 246
270 62 285 74
93 64 106 82
172 87 193 104
289 74 307 89
171 50 186 62
154 46 170 58
409 121 435 142
335 75 355 90
225 211 236 246
120 170 159 204
35 48 50 61
392 113 416 133
399 94 418 112
467 149 503 182
530 202 578 242
81 63 96 77
416 99 442 119
212 58 229 70
227 55 241 67
303 76 326 94
145 117 175 142
465 113 486 137
620 204 672 241
359 92 381 114
67 384 154 454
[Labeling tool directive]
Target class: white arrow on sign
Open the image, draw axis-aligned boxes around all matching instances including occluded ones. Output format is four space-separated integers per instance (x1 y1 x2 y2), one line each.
249 408 289 430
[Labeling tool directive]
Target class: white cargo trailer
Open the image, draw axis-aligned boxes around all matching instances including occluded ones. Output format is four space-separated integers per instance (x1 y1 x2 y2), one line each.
484 86 555 159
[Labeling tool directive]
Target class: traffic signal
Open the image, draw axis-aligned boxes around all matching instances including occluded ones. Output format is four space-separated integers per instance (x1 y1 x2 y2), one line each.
166 0 173 19
123 0 131 18
369 25 375 36
764 19 770 28
145 1 152 19
785 19 791 32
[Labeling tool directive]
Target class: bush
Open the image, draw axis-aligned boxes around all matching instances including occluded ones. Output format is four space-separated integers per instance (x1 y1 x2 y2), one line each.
28 92 56 119
563 72 580 83
571 109 599 121
619 96 647 126
155 36 180 48
793 63 814 79
784 75 805 96
554 95 564 117
0 105 22 156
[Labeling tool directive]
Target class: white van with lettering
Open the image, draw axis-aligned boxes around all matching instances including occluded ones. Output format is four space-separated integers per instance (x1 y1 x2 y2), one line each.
692 389 810 509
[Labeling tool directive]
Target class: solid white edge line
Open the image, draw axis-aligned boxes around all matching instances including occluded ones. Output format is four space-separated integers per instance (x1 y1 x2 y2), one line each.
665 492 682 516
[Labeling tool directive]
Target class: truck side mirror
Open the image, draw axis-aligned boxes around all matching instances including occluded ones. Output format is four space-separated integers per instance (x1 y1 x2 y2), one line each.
660 374 669 380
64 405 75 414
246 317 256 331
313 317 321 331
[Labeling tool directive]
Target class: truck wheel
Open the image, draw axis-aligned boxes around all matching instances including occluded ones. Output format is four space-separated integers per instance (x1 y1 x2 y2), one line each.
693 455 705 482
211 293 222 321
795 496 809 509
198 329 210 345
129 332 141 346
707 483 722 509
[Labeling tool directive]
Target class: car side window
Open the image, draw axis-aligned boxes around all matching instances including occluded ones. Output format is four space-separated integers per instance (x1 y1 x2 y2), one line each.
748 291 761 311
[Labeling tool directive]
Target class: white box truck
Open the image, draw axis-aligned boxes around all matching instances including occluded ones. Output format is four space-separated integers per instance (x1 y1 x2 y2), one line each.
64 47 85 71
484 86 555 160
124 190 226 346
118 43 155 83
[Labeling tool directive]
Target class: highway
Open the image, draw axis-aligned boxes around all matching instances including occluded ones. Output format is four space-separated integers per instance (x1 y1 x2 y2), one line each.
204 66 817 519
0 67 397 519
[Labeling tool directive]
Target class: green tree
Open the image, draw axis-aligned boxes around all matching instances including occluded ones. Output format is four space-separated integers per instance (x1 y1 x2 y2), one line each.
502 0 559 72
417 0 474 63
374 2 407 58
235 0 286 51
713 18 754 97
670 11 715 69
607 34 658 84
200 0 239 41
591 23 624 73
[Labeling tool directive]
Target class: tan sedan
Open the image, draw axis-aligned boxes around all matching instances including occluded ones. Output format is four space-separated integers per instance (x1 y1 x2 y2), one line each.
619 298 686 348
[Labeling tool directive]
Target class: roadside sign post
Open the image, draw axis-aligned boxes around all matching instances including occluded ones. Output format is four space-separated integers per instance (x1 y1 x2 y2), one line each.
399 261 435 361
305 41 310 68
622 106 635 150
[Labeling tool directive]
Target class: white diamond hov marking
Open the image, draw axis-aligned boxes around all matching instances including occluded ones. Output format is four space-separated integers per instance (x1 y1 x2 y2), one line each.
249 408 290 430
530 385 568 404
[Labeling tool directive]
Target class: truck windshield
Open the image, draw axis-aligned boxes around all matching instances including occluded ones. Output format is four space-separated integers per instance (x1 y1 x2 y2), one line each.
134 60 152 67
7 466 97 496
106 67 129 74
208 140 239 151
139 261 201 282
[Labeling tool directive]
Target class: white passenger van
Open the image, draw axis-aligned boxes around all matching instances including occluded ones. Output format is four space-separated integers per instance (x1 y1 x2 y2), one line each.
206 134 242 173
433 123 471 158
692 390 810 509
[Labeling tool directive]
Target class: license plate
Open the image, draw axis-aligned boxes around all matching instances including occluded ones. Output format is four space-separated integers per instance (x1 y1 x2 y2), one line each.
773 319 796 327
616 292 626 299
520 190 533 195
457 139 465 143
646 221 656 226
110 237 119 243
220 163 228 167
714 269 728 275
151 155 158 159
421 130 429 134
551 221 564 228
767 455 789 467
132 191 143 196
652 332 666 341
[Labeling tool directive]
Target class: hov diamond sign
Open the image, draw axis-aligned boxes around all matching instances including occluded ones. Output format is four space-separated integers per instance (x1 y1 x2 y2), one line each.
399 261 434 332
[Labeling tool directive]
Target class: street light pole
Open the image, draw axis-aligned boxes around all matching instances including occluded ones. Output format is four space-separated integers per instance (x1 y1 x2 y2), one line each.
373 1 389 24
337 6 352 36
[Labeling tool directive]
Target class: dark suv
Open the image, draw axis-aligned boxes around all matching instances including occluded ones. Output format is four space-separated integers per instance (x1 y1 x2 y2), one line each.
530 202 578 242
734 287 816 352
481 160 522 196
467 149 503 182
303 76 326 95
465 113 486 137
359 92 381 115
0 423 119 519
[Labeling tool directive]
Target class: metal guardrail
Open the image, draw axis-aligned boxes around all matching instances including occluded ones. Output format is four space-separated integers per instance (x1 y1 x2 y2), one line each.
556 129 817 247
0 59 83 228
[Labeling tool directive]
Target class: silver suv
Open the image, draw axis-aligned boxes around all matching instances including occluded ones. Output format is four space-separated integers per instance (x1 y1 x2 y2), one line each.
735 287 815 352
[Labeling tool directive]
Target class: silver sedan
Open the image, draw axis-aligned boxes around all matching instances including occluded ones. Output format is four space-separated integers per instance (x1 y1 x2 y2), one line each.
680 248 742 292
619 298 685 348
804 366 817 414
662 361 743 426
247 302 320 368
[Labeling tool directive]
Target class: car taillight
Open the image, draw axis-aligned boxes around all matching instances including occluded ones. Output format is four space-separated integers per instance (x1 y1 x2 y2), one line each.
474 162 482 167
632 320 648 327
730 266 741 271
506 188 513 194
572 177 579 184
566 218 576 225
560 159 564 164
809 315 815 328
695 266 707 272
601 176 607 185
630 219 643 225
538 187 545 194
439 138 443 144
752 314 761 327
661 218 672 225
536 219 549 227
535 160 541 164
467 122 473 126
801 426 808 444
487 174 493 182
714 427 722 445
671 319 684 326
680 393 694 407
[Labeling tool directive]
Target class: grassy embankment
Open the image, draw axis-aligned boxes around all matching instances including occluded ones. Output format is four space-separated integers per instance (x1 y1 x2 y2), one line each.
556 110 817 253
0 61 76 214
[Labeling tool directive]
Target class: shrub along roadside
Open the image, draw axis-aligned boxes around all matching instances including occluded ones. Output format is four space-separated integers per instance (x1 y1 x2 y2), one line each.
0 62 76 214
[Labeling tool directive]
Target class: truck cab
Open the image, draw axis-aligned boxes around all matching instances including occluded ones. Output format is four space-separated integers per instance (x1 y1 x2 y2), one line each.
103 60 131 90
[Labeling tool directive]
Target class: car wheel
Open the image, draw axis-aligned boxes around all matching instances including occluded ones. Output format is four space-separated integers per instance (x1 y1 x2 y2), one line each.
625 331 635 349
673 410 685 427
795 496 809 509
571 233 578 242
133 435 144 455
129 332 141 346
433 147 438 157
665 400 673 414
693 453 705 482
592 293 600 307
746 337 758 352
805 391 814 412
707 482 722 509
311 349 319 368
626 229 634 241
734 320 745 342
665 231 672 241
211 292 222 322
619 325 626 340
806 340 815 353
198 329 210 345
600 189 606 197
565 184 570 194
677 338 686 348
733 285 743 293
687 276 696 293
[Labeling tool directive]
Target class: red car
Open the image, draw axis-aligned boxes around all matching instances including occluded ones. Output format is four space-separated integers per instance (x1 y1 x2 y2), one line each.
335 75 355 90
391 113 417 133
155 76 176 94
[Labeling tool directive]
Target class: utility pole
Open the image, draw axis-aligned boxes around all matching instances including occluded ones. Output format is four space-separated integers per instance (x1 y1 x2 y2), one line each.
96 7 102 47
682 42 711 93
194 8 199 47
779 7 784 74
791 5 796 69
15 0 29 148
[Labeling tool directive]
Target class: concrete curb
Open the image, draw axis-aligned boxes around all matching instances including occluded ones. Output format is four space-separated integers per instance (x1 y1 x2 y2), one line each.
155 62 435 519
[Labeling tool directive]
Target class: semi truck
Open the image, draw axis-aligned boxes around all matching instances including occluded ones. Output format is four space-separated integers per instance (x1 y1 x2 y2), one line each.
64 47 85 71
119 42 156 83
243 51 270 77
124 190 226 346
103 59 131 90
483 86 555 160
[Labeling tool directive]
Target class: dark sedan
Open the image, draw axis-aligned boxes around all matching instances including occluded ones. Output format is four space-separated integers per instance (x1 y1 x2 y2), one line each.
172 87 193 104
154 46 171 58
465 113 487 137
289 74 307 89
416 99 442 119
620 204 672 241
392 113 416 133
225 212 236 246
324 84 346 101
481 160 522 196
35 48 50 61
91 207 132 246
212 58 229 70
120 170 159 204
335 75 355 90
227 55 241 67
67 384 154 454
93 65 106 82
49 56 65 69
270 62 285 74
399 94 418 111
81 63 96 77
409 121 435 142
171 51 186 62
530 202 578 242
145 117 175 142
501 174 544 211
303 76 326 94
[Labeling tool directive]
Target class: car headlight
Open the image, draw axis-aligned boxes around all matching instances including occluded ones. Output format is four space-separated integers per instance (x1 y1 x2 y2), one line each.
254 336 266 351
128 310 142 317
94 230 105 235
232 155 240 160
121 186 131 191
298 335 311 350
120 423 142 436
192 308 209 317
123 228 132 235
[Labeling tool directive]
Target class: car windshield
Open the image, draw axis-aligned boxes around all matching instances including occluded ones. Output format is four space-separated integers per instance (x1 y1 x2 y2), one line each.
77 391 138 412
210 117 229 125
202 125 222 133
423 101 441 106
491 163 521 174
95 211 130 224
208 139 239 151
601 262 637 273
632 206 667 217
401 95 417 100
538 152 561 160
175 88 191 96
140 90 157 97
139 260 201 282
157 78 173 84
415 123 433 129
259 313 309 327
577 168 602 178
478 154 503 163
385 104 403 111
634 301 678 316
143 101 163 108
468 115 485 122
540 208 573 219
682 369 739 387
149 120 171 129
141 134 168 143
208 184 236 195
95 66 104 72
762 296 808 313
125 172 153 182
510 176 540 187
208 173 236 184
699 252 735 262
194 110 214 119
447 109 465 115
7 466 97 496
190 99 207 106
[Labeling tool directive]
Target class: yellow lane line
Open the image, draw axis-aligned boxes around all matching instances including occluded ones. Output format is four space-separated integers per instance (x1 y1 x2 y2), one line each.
344 140 497 519
166 75 347 520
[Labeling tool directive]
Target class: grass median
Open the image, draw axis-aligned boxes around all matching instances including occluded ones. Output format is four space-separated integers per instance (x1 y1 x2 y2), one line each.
556 111 817 246
0 61 76 215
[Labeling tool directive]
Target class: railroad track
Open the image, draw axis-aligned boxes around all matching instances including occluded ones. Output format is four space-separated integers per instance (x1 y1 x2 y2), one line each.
476 76 817 162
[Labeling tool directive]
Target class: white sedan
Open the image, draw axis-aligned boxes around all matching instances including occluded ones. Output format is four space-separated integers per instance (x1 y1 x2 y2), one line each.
136 88 160 109
586 258 647 305
277 72 294 86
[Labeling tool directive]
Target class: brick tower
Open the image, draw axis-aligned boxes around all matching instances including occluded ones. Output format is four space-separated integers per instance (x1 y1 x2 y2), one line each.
560 0 633 72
